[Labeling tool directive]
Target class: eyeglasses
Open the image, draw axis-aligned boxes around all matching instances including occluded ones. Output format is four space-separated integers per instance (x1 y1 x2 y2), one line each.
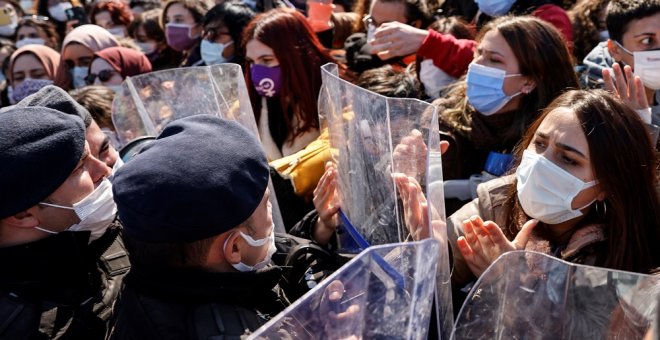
203 27 231 41
85 69 118 85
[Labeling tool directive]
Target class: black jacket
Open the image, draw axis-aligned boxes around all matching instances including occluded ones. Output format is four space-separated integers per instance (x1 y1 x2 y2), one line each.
109 263 289 339
0 222 129 339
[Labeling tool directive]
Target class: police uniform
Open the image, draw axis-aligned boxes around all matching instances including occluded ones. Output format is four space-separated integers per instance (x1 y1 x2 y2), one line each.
0 105 129 339
109 115 291 339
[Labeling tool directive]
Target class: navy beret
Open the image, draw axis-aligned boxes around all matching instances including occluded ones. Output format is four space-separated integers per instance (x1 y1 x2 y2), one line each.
13 85 93 127
0 107 86 219
113 115 270 243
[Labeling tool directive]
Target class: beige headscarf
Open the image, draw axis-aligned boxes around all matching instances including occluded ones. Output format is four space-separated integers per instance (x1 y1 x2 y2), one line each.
9 45 61 85
54 24 119 89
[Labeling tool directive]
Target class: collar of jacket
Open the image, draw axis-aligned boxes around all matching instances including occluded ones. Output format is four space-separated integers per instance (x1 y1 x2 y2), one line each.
125 263 285 307
0 224 121 304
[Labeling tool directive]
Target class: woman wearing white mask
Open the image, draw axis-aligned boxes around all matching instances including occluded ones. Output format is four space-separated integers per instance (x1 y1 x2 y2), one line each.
35 0 78 37
90 0 133 38
447 89 660 289
7 44 59 104
200 0 254 66
0 0 24 39
14 16 60 50
432 16 577 214
162 0 208 67
53 24 118 90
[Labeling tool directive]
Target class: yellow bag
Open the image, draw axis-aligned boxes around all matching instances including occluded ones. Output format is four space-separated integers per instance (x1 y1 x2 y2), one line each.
270 129 331 199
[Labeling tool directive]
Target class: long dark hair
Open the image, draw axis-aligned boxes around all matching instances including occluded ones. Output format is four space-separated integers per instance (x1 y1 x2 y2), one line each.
242 8 334 141
503 89 660 274
203 0 255 65
435 16 578 144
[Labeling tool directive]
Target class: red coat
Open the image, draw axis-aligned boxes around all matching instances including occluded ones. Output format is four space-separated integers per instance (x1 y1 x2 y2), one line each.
417 4 573 78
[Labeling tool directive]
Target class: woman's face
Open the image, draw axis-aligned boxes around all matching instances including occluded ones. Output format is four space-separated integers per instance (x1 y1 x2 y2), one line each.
132 25 161 54
203 22 234 58
525 107 603 210
16 25 50 45
165 3 201 37
89 57 123 86
11 53 47 86
473 29 532 98
245 39 279 67
62 43 94 68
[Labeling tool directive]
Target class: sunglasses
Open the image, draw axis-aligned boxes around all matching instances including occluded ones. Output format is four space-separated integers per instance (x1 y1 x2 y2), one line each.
85 69 118 85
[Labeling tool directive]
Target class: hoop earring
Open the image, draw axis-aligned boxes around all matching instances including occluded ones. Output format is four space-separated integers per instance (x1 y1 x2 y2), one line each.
595 200 607 220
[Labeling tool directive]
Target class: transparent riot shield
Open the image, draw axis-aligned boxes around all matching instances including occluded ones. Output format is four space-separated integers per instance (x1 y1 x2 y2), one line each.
110 64 284 231
318 63 452 338
453 251 660 339
248 239 440 340
112 63 257 146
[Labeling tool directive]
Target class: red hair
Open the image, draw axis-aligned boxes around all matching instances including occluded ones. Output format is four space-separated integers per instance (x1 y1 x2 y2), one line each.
242 8 334 139
90 0 134 27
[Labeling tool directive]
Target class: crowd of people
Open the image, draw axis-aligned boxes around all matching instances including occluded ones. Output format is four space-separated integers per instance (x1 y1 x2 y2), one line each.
0 0 659 337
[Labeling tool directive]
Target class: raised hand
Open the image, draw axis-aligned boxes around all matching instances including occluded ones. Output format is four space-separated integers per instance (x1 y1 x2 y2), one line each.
313 162 340 245
370 22 429 60
603 63 652 124
457 216 538 277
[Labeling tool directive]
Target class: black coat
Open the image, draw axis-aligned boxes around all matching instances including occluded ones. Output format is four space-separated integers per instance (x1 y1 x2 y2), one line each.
0 222 129 339
108 263 289 339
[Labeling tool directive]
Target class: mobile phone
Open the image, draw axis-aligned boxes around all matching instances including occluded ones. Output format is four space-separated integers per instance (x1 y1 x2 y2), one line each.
0 8 12 26
65 6 89 26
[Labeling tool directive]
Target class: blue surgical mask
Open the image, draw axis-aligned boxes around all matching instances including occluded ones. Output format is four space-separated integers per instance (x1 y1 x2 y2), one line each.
466 63 522 116
475 0 516 17
71 66 89 89
200 39 233 65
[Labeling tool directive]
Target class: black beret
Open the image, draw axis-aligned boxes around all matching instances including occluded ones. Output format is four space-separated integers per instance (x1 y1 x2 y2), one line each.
113 115 270 243
0 107 86 219
13 85 93 127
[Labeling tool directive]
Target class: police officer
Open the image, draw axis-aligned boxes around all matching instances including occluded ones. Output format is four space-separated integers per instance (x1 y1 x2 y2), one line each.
0 102 128 338
2 85 121 169
110 115 290 338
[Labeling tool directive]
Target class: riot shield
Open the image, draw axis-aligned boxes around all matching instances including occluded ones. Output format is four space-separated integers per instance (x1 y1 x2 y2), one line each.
111 63 257 147
318 63 452 338
110 64 283 232
453 251 660 339
248 239 440 340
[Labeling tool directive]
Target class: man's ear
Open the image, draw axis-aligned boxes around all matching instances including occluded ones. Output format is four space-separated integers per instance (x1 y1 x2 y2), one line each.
2 208 40 229
222 231 242 265
607 39 624 61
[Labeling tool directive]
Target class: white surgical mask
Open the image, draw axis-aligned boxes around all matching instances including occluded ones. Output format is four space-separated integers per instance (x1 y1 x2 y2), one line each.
200 39 233 65
223 226 276 272
0 16 17 37
37 178 118 242
48 2 72 22
419 59 455 99
615 41 660 90
107 26 125 38
137 41 157 55
16 37 46 48
516 150 598 224
71 66 88 89
634 49 660 90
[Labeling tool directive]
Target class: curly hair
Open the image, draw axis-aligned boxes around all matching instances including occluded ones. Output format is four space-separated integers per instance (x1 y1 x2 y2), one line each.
568 0 609 62
90 0 135 27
